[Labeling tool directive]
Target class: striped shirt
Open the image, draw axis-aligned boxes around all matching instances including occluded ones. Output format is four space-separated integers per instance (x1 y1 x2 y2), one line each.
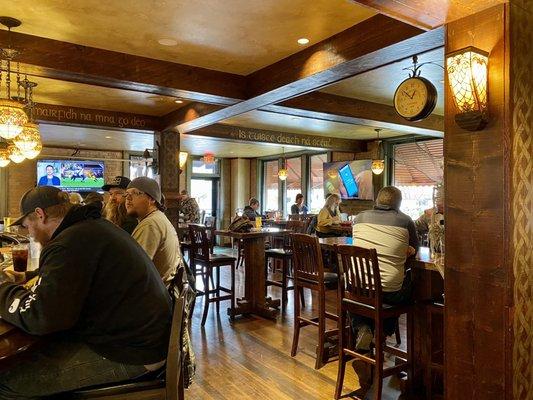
353 206 419 292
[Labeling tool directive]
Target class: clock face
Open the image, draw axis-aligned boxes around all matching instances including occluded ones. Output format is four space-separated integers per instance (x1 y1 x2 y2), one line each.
393 77 435 121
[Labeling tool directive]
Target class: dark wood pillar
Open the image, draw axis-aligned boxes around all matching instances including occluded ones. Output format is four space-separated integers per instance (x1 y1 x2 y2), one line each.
159 128 181 213
444 3 532 400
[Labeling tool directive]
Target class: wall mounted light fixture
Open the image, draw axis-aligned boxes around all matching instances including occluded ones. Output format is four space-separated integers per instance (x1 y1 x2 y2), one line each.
178 151 188 172
446 46 489 131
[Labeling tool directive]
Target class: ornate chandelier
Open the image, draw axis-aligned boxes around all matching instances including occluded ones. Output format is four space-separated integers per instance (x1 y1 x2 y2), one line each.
0 17 27 140
0 17 43 167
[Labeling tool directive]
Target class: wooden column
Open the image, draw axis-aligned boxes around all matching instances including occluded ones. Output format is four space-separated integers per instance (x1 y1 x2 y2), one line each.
444 3 532 400
159 130 180 198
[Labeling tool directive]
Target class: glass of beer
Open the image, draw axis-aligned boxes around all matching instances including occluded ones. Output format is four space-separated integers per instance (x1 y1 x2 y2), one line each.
12 244 29 273
255 216 262 229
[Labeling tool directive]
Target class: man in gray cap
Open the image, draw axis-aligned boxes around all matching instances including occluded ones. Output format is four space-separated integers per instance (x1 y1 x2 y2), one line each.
125 177 182 287
0 186 172 398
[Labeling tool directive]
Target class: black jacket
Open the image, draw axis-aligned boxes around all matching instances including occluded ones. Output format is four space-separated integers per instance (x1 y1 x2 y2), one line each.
0 205 172 365
243 205 260 221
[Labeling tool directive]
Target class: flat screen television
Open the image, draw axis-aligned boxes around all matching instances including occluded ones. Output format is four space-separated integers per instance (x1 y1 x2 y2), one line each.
323 160 374 200
36 160 105 192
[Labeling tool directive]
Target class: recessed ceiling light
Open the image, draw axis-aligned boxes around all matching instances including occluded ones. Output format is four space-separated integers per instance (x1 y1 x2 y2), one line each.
297 38 310 45
105 136 112 139
174 99 183 104
158 38 178 46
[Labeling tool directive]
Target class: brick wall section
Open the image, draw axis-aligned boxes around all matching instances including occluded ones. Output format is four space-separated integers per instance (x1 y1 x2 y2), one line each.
6 147 123 217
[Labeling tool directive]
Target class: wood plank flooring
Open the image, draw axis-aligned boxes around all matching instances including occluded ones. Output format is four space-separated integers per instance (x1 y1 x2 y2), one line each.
186 249 405 400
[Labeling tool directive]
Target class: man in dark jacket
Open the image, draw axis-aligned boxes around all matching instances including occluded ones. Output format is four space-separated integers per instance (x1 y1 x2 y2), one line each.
0 186 172 399
243 197 261 221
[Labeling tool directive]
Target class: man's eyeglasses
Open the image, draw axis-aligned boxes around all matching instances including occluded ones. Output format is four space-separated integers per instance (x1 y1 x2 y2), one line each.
124 190 145 199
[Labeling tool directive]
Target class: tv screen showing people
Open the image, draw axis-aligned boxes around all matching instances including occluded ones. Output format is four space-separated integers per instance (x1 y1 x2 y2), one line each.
323 160 374 200
37 160 105 192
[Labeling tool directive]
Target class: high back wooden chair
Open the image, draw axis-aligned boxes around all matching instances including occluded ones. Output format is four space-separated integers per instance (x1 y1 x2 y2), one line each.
264 220 306 313
68 273 186 399
189 224 236 326
290 233 338 369
334 244 413 400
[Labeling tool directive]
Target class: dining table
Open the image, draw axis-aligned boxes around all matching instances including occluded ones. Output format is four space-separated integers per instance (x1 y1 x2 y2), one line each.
215 227 292 320
318 236 444 399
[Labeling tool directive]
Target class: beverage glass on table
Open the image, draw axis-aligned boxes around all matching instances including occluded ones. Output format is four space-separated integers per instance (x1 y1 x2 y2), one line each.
12 244 29 272
255 216 262 229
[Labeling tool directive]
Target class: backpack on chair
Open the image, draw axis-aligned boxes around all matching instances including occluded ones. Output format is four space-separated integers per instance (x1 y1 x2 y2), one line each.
228 216 254 233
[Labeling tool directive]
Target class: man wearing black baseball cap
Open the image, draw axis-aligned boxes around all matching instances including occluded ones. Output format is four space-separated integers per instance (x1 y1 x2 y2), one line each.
101 175 137 234
0 186 172 398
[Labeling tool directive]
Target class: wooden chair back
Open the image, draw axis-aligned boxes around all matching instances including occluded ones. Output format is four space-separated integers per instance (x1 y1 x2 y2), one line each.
291 233 325 284
165 294 185 400
288 214 301 221
204 217 217 253
283 220 306 250
335 244 382 308
188 224 210 263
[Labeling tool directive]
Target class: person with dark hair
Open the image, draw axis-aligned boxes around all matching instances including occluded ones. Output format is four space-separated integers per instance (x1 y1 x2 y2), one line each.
125 177 182 287
351 185 419 351
0 186 172 398
102 176 137 234
243 197 261 221
290 193 308 215
37 165 60 186
84 191 104 210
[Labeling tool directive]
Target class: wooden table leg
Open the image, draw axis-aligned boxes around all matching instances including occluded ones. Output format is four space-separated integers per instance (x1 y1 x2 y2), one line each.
230 236 280 319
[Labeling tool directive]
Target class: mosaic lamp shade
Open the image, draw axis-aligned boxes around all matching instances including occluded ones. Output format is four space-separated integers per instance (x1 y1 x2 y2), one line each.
13 122 40 152
446 46 489 131
0 99 28 140
23 139 42 160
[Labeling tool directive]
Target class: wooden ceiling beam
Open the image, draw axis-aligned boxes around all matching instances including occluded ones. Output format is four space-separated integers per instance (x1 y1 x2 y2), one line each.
163 93 444 138
34 103 161 132
177 15 444 134
184 123 365 152
347 0 507 30
1 30 246 106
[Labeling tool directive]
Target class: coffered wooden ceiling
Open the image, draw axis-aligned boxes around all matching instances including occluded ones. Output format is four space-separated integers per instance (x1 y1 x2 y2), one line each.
4 0 375 74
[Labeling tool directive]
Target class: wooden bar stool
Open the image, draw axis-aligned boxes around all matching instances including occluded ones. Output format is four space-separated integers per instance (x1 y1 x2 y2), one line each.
189 224 236 326
290 233 338 369
334 245 414 400
265 220 306 313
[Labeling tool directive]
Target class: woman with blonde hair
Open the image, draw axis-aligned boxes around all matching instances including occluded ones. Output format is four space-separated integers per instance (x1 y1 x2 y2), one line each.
316 193 342 238
68 192 84 205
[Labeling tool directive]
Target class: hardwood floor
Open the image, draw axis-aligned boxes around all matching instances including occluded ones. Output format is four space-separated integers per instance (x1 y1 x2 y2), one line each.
186 249 405 400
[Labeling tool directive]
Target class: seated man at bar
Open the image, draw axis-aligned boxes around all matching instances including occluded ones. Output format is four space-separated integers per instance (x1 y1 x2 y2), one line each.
315 194 342 237
352 186 419 350
243 197 261 221
126 177 181 287
102 175 138 234
0 186 172 398
179 189 200 223
290 193 308 215
415 195 444 245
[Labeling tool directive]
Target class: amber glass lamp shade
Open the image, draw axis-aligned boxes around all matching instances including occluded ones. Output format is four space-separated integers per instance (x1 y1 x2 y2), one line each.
0 99 28 140
0 146 10 167
278 168 288 181
13 122 40 152
446 46 489 131
371 159 385 175
7 143 25 163
24 140 42 160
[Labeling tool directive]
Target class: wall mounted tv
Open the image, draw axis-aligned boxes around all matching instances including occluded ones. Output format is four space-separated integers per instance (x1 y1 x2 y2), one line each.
36 160 105 192
323 160 374 200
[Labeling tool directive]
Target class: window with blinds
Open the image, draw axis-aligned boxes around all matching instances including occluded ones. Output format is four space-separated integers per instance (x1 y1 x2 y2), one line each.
392 139 443 219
